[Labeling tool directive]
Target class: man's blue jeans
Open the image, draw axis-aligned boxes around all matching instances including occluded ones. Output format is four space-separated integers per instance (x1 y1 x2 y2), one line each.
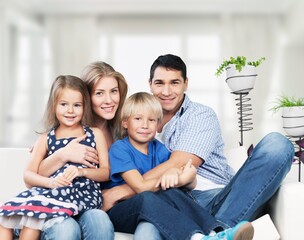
40 209 114 240
135 132 294 238
107 189 226 240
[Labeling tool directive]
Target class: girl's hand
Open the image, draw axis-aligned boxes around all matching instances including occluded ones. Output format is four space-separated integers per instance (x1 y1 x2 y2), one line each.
49 175 71 188
63 165 80 182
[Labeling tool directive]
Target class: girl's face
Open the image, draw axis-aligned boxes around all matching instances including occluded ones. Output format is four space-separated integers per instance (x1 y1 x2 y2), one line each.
122 111 158 146
91 76 120 121
55 88 84 127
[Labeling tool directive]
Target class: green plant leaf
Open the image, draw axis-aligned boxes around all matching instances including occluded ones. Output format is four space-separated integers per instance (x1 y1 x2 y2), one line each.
215 56 265 77
270 95 304 113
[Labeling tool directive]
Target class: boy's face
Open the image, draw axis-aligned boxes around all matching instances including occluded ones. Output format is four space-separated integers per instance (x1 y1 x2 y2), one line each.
122 111 158 147
149 66 188 115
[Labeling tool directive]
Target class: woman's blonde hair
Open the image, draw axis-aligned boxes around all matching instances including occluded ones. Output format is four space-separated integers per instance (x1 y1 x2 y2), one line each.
81 61 128 140
120 92 163 138
42 75 92 133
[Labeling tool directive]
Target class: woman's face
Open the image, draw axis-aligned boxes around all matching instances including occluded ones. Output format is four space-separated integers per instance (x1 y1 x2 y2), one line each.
91 76 120 121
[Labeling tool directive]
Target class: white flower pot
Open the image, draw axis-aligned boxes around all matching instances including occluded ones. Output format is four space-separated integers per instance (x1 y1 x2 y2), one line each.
282 106 304 137
225 64 257 93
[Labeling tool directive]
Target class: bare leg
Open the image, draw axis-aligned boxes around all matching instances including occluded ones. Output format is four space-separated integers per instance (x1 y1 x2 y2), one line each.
19 227 40 240
0 225 14 240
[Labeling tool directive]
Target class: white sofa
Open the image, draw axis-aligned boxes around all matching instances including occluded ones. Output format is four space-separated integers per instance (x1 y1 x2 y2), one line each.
0 147 303 240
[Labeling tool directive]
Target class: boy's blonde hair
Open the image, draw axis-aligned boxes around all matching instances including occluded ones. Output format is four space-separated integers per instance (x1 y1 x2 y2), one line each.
120 92 163 138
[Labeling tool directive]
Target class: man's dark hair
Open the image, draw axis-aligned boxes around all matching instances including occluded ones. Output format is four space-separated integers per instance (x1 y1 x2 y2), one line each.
149 54 187 82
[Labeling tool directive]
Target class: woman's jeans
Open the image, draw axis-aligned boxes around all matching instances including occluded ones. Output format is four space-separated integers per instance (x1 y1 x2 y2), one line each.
107 189 226 240
135 132 294 239
40 209 114 240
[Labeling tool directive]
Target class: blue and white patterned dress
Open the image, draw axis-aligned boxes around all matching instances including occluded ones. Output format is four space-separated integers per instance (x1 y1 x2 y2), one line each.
0 126 102 230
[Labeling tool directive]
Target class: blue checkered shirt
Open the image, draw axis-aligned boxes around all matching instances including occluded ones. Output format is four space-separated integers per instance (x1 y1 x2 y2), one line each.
161 95 235 185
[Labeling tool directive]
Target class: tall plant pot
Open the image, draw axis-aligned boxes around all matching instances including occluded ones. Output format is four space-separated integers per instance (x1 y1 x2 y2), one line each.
225 64 257 93
282 106 304 137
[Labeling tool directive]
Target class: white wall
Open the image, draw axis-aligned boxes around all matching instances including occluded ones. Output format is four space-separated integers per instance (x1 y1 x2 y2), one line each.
1 1 304 149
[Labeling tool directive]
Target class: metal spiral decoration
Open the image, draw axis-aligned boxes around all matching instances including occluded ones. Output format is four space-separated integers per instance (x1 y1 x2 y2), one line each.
287 136 304 182
233 92 253 146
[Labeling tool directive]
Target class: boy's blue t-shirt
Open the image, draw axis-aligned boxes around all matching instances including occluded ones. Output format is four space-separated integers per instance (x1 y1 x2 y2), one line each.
104 137 171 188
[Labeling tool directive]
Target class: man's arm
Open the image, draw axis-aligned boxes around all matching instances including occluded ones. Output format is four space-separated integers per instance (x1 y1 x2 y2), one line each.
102 151 204 211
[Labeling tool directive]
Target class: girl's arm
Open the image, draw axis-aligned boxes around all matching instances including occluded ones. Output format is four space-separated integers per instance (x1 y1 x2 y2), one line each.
23 134 70 188
38 134 99 177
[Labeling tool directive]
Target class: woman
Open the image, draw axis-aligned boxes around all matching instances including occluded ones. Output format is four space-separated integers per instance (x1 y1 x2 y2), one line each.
35 62 128 240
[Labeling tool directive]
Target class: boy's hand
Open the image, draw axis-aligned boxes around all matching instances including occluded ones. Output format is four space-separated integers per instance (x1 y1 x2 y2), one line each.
179 159 197 190
155 168 181 190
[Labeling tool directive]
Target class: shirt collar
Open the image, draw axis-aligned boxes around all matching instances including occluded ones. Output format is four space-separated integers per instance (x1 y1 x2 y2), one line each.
176 94 190 117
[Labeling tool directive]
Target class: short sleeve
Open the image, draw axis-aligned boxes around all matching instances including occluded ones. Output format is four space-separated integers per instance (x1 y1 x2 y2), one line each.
109 142 137 183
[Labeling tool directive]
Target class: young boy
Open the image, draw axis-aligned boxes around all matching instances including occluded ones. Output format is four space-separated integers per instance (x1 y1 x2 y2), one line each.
105 92 254 240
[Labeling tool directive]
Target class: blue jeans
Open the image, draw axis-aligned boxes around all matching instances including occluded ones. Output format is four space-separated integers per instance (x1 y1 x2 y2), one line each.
107 189 226 240
135 132 294 238
41 209 114 240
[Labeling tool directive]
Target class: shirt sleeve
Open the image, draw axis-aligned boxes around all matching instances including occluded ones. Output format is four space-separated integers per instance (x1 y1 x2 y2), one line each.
170 106 223 162
109 142 138 183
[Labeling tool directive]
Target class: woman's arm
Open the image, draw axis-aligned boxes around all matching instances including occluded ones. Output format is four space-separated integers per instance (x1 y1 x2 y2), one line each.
38 134 99 177
79 128 110 182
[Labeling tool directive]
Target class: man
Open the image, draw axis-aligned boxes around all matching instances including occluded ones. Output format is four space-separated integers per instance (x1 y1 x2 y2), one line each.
102 54 294 239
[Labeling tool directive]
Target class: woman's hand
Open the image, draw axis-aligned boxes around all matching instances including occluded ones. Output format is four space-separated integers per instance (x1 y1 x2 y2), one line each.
63 135 99 168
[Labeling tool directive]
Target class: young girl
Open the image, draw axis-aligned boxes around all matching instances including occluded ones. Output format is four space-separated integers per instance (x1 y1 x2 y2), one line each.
106 92 253 240
35 61 128 240
0 75 110 240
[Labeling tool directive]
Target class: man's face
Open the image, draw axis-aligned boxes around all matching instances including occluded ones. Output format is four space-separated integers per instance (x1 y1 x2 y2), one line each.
149 66 188 115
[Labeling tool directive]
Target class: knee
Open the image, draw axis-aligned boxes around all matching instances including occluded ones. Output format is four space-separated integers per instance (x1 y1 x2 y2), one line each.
134 221 161 240
259 132 294 164
41 218 81 240
78 209 114 239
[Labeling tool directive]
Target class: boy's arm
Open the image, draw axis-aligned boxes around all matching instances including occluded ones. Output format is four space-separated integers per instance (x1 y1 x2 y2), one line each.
121 169 160 194
102 152 201 211
155 159 197 191
143 151 203 180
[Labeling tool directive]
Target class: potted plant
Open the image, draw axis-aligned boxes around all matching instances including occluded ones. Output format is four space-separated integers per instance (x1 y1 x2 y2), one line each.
271 95 304 137
215 56 265 93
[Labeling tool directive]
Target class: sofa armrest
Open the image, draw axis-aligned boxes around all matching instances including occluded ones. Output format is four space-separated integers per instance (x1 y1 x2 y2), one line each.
268 181 304 240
